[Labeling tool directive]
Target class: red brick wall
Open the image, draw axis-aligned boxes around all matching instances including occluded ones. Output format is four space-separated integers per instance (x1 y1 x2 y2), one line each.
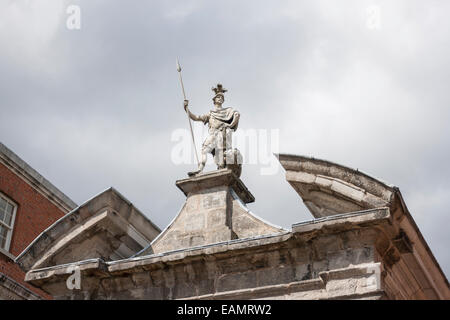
0 161 67 299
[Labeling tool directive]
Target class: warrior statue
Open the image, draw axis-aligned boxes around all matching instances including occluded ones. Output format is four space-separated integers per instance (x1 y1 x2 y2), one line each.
183 84 242 177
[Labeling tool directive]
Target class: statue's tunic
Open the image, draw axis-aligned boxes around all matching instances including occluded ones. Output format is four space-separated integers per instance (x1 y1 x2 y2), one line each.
199 107 240 153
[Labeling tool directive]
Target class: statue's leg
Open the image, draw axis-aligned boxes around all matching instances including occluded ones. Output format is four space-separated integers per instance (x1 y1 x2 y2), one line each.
188 152 205 176
214 130 227 169
213 148 225 169
198 150 207 171
188 140 211 177
223 128 234 166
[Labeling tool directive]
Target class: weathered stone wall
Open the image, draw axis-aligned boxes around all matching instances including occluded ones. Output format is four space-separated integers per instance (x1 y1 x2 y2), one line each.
36 226 382 300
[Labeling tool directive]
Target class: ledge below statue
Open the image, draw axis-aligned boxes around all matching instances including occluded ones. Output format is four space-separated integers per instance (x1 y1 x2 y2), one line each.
176 169 255 204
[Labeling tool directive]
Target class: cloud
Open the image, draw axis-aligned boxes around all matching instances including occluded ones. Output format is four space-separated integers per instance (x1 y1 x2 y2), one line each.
0 1 66 70
0 0 448 278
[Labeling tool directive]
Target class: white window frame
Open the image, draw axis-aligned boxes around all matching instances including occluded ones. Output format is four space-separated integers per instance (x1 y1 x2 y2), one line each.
0 192 17 253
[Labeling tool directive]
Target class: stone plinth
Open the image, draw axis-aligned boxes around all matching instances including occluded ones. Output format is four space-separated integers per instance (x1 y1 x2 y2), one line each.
176 169 255 204
147 169 284 254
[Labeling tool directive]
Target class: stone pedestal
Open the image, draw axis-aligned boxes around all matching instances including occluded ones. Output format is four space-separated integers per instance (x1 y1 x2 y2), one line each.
176 169 254 204
149 169 284 254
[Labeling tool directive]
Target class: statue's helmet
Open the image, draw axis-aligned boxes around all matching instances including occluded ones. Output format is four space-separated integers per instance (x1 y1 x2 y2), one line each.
212 83 227 102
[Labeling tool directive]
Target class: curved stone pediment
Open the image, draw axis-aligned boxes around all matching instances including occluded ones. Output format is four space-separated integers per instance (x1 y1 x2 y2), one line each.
277 154 395 218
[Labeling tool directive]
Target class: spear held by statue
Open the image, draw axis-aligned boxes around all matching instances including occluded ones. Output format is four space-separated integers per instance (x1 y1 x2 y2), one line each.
176 59 200 167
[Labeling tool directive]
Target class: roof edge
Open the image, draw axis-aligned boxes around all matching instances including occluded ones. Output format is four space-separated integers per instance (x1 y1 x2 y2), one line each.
15 187 161 269
0 142 77 212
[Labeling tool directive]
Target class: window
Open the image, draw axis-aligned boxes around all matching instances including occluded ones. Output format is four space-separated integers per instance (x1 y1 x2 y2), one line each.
0 193 17 252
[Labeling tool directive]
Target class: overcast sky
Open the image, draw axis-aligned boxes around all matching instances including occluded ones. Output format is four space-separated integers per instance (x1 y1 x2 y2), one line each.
1 0 449 278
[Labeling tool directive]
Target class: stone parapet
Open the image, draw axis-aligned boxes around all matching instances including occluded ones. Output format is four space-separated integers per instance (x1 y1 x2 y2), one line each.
23 208 391 299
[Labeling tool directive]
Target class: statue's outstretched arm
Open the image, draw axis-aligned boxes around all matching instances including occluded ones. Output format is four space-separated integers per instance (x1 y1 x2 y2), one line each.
184 100 204 122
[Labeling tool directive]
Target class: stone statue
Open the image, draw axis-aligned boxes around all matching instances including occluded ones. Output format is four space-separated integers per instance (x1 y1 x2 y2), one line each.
184 84 242 177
